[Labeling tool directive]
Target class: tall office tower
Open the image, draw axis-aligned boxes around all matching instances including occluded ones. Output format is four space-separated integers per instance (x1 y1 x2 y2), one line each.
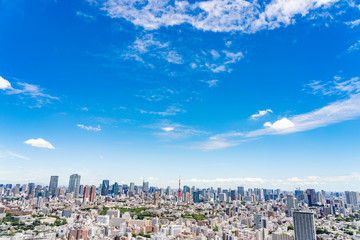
183 185 191 194
101 180 109 196
219 193 227 202
49 176 59 197
193 191 200 203
286 195 296 217
83 185 90 202
129 182 135 191
68 174 81 198
166 186 171 196
238 186 245 198
142 181 149 192
306 189 316 206
345 191 359 206
35 185 42 198
185 192 191 203
295 189 304 201
112 182 119 196
293 212 316 240
154 192 159 206
89 185 96 202
230 190 237 201
217 187 222 196
28 183 35 199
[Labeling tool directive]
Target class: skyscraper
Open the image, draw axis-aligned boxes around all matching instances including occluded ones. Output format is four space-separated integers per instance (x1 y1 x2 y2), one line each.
83 185 90 203
154 192 159 206
112 182 119 196
101 180 109 196
293 212 316 240
28 183 35 199
306 189 315 206
237 186 245 198
48 176 59 197
142 181 149 192
89 185 96 202
68 174 81 198
286 195 296 217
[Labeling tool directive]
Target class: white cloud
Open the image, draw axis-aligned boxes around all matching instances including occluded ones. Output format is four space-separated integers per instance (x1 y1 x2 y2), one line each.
347 40 360 53
223 50 244 64
162 127 174 132
24 138 55 149
0 76 12 90
102 0 340 33
264 117 295 130
77 124 102 132
251 109 273 119
210 50 220 59
345 19 360 28
148 120 205 139
140 105 185 116
202 79 219 87
165 51 183 64
81 107 89 111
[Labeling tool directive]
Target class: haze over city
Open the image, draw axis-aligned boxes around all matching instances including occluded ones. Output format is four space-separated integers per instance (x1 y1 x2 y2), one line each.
1 0 360 192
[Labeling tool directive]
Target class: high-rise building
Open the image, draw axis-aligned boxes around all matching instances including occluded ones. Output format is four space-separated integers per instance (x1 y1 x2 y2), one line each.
345 191 359 206
306 189 316 206
89 185 96 202
28 183 35 199
142 181 149 192
49 176 59 197
130 182 135 191
230 190 237 201
293 212 316 240
112 182 119 196
193 191 200 203
287 194 296 216
101 180 109 196
83 185 90 203
154 192 159 206
68 174 81 198
237 186 245 198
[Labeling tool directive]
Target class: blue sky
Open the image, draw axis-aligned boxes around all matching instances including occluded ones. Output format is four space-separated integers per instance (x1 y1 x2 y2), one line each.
1 0 360 191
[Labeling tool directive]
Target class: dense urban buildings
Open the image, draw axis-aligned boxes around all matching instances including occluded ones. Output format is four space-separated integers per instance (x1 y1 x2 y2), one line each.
1 175 360 239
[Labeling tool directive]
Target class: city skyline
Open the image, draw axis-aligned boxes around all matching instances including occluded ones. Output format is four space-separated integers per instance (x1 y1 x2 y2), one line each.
1 0 360 191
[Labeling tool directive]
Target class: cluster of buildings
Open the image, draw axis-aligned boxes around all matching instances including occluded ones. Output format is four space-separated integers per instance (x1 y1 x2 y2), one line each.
1 175 360 239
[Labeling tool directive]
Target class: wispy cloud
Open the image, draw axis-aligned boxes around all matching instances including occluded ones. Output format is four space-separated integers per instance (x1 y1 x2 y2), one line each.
140 105 185 116
201 79 219 88
195 76 360 150
151 121 206 139
76 11 95 19
77 124 102 132
345 19 360 28
347 40 360 53
7 151 30 161
102 0 340 33
24 138 55 149
0 76 58 107
183 173 360 189
251 109 273 119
